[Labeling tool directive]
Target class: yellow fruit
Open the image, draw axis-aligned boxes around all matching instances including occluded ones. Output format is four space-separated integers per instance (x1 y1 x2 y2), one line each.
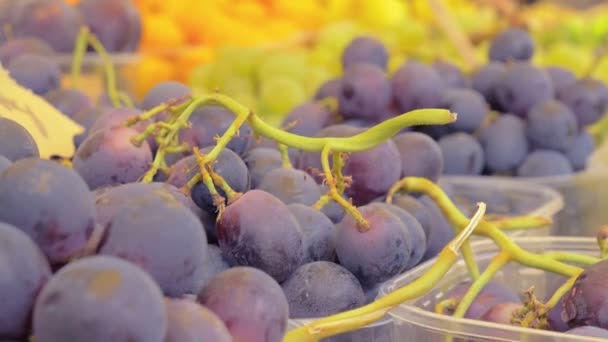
351 0 407 30
126 55 176 100
140 14 185 50
174 46 215 83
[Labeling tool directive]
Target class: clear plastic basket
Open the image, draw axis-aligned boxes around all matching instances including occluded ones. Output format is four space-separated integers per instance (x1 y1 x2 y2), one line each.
378 237 606 342
286 179 563 342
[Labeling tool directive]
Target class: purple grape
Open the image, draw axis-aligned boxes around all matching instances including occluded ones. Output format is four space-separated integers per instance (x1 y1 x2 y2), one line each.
547 294 569 332
516 150 573 177
98 191 208 297
297 124 402 206
72 105 113 147
9 0 84 53
495 62 554 118
178 105 253 157
442 281 521 319
526 99 578 152
557 78 608 127
367 202 426 270
338 63 391 122
433 60 468 88
191 146 250 212
471 62 506 110
77 0 141 53
287 203 337 262
341 36 388 70
565 131 595 171
86 107 156 150
258 168 322 206
545 66 576 93
33 255 168 342
335 204 412 287
243 147 282 189
438 132 485 175
480 114 529 173
314 78 341 100
442 88 489 133
164 298 232 342
282 261 365 318
0 0 13 43
45 89 93 119
392 132 443 183
282 101 335 138
199 244 230 289
0 117 39 161
216 190 304 282
391 61 446 112
562 259 608 329
0 37 54 66
566 326 608 338
419 195 455 261
0 159 95 264
389 193 432 238
197 266 289 342
8 54 60 96
488 27 535 62
141 81 192 112
480 301 523 324
73 126 153 190
0 223 51 339
0 155 11 173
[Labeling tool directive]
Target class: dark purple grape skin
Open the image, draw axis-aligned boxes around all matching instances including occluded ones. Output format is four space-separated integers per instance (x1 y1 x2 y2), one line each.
495 62 554 118
0 159 95 265
216 190 304 282
0 155 11 173
516 149 574 177
282 261 365 318
488 27 535 62
547 294 569 332
471 62 506 110
0 37 54 66
389 193 432 238
545 66 576 94
86 107 156 150
77 0 142 53
282 101 335 138
433 60 468 88
297 124 402 206
33 255 168 342
366 202 426 270
178 105 253 157
442 88 488 133
438 132 485 175
391 61 446 113
199 244 230 289
526 100 579 152
338 63 391 122
419 195 455 262
441 281 521 319
197 267 289 342
480 301 523 324
565 131 595 171
258 167 322 206
0 223 51 340
314 78 341 100
191 146 250 213
141 81 192 112
341 36 389 70
480 114 529 174
8 54 60 96
287 203 337 262
8 0 84 53
164 298 232 342
557 78 608 127
562 259 608 329
392 132 443 183
335 204 412 287
565 326 608 338
243 147 282 189
98 192 208 297
45 89 93 119
0 117 39 161
73 126 153 190
72 105 114 147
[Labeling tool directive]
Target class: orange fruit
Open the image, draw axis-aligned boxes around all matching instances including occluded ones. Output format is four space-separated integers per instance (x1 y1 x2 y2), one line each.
124 55 176 100
140 14 185 50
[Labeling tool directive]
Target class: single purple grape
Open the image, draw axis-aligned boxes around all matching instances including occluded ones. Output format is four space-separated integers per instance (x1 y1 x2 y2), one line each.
164 298 232 342
562 259 608 329
442 281 521 319
341 35 389 70
480 301 523 324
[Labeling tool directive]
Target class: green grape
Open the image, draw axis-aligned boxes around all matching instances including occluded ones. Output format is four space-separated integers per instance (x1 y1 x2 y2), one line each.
256 51 309 85
232 92 258 111
539 43 593 76
189 63 214 93
303 65 333 98
215 46 264 79
258 77 307 126
207 61 256 96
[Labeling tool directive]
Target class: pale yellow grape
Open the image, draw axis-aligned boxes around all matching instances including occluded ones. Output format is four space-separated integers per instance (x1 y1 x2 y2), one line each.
256 51 309 84
188 64 214 93
259 77 307 125
538 43 593 76
215 46 264 79
303 65 333 98
350 0 408 31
